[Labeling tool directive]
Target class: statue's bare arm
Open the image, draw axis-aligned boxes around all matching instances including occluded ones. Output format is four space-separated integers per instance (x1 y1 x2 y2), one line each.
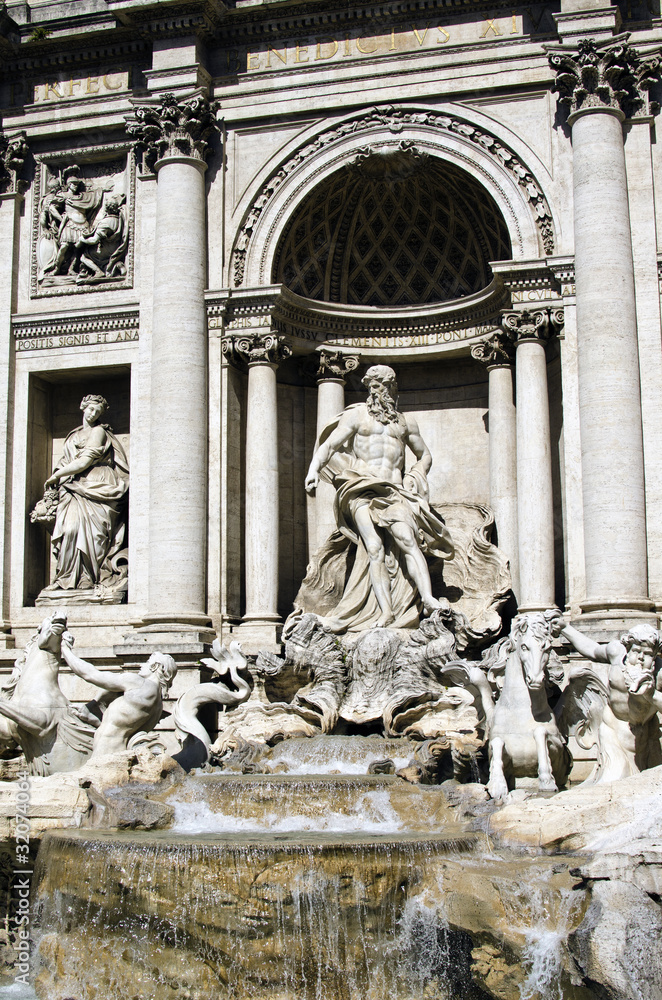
305 409 360 493
405 415 432 476
560 622 612 664
45 425 107 486
61 641 133 693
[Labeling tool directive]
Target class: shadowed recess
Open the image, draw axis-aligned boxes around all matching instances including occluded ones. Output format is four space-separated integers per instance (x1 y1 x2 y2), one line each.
272 148 512 307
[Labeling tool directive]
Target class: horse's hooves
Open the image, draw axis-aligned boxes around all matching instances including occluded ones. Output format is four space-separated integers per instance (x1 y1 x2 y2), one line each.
487 781 509 803
538 779 558 793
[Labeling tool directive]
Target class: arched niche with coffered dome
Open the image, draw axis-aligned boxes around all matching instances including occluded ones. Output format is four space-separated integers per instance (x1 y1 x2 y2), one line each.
271 148 512 308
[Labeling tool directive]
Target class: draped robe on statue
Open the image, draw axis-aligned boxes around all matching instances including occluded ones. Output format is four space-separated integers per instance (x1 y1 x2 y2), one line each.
294 406 454 632
44 425 129 594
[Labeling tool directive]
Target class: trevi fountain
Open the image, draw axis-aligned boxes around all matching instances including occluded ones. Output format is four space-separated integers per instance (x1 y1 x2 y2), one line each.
0 0 659 997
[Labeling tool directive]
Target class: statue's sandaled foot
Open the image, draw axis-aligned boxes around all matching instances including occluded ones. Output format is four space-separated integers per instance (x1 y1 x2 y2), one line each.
375 612 395 628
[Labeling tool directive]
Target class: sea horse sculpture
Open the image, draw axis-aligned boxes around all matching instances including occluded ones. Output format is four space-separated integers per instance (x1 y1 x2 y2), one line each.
441 612 571 802
174 639 251 759
0 612 95 775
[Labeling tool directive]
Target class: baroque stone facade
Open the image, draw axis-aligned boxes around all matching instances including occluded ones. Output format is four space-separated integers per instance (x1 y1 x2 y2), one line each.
0 0 658 735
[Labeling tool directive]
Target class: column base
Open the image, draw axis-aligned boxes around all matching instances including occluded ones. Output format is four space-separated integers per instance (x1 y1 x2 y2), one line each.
570 603 658 642
231 619 282 655
119 620 216 666
517 602 558 614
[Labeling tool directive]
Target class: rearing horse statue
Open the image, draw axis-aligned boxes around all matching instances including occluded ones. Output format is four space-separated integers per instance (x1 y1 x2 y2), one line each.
482 612 571 802
0 612 95 775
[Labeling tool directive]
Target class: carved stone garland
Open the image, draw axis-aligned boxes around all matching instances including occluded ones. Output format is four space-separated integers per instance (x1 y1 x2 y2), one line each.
548 36 661 119
126 93 221 173
233 105 555 286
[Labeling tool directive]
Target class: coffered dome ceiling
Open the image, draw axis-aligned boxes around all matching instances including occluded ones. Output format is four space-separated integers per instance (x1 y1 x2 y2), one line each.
272 149 512 308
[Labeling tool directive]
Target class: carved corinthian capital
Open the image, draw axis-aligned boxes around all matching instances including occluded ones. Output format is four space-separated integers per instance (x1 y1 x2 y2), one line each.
502 309 551 344
127 93 221 172
222 333 292 369
315 351 360 382
547 36 661 119
0 131 29 194
471 330 516 369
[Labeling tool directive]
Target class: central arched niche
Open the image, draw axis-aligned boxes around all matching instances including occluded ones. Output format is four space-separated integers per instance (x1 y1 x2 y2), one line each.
272 147 512 307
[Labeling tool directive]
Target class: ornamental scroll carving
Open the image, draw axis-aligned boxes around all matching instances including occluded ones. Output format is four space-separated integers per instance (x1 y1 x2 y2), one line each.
501 307 564 343
547 36 661 119
315 350 360 381
470 330 516 368
232 105 555 286
222 333 292 368
126 93 221 173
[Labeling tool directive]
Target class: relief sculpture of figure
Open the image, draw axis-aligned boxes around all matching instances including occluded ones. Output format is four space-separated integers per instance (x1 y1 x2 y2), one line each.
41 165 108 278
301 365 454 632
75 193 129 284
60 639 177 761
33 394 129 605
549 612 662 783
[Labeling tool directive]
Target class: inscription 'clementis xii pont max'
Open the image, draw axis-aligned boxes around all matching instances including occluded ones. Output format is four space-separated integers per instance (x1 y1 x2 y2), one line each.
0 0 660 997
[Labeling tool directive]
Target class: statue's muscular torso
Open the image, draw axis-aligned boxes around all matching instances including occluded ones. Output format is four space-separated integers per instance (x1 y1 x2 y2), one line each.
350 405 409 484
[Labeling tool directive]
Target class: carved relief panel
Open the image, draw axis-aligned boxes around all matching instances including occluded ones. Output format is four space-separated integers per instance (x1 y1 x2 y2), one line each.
31 146 134 297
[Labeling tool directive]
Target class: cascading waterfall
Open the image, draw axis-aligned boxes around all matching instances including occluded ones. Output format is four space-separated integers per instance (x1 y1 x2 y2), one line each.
29 804 590 1000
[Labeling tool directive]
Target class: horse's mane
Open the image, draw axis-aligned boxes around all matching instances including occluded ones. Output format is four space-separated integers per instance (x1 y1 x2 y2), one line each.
480 613 564 690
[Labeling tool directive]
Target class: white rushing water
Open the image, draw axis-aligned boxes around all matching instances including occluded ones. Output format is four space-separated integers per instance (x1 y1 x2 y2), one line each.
0 983 37 999
172 787 406 834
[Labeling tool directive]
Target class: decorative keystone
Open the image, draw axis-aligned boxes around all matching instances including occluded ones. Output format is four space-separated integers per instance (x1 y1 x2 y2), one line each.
222 333 292 368
127 93 220 172
547 36 661 119
470 330 516 369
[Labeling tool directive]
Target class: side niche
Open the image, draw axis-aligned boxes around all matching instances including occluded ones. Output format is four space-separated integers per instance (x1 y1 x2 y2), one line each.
25 371 131 606
31 147 134 297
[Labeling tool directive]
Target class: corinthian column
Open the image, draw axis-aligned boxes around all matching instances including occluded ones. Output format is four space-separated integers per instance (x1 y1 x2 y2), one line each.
548 39 660 617
314 351 359 552
503 310 556 611
223 333 292 649
128 94 219 627
471 331 519 600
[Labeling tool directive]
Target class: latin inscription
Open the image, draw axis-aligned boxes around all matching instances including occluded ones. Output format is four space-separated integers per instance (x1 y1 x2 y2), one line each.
5 71 130 108
221 8 556 75
15 329 139 351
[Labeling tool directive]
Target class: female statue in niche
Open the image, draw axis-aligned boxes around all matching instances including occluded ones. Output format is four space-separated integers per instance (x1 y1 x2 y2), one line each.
33 394 129 605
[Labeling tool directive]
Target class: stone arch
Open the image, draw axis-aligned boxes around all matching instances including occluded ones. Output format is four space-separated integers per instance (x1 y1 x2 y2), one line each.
232 105 555 290
271 148 512 307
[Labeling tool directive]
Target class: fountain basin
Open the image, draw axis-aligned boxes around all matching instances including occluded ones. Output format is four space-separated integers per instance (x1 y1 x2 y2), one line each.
32 828 589 1000
164 773 462 835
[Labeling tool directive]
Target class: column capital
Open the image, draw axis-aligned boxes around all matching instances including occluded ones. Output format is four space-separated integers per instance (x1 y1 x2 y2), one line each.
547 36 661 121
315 350 360 383
471 330 516 370
126 92 221 173
0 131 29 195
222 332 292 369
502 308 556 345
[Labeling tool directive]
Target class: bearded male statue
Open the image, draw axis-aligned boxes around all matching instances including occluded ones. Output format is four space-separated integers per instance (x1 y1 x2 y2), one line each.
300 365 454 633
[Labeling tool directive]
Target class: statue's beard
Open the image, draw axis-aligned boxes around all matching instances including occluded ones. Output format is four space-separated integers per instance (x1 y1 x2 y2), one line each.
366 385 398 424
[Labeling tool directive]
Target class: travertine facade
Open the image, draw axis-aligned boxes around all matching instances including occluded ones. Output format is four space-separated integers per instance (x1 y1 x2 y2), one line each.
0 0 661 743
